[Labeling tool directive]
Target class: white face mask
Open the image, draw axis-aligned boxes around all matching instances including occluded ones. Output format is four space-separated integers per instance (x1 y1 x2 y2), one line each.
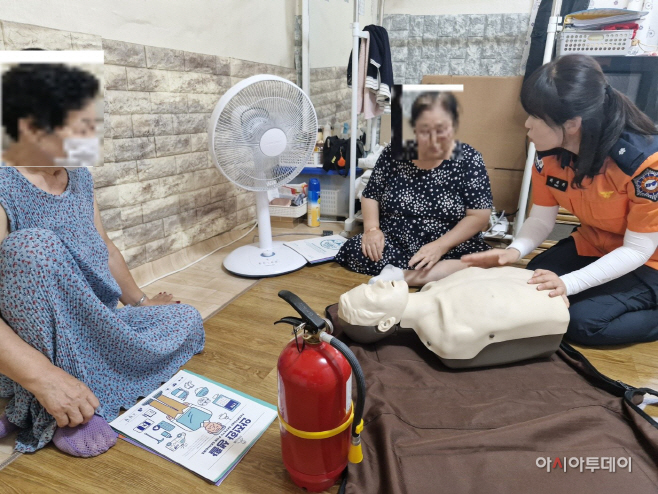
54 137 101 169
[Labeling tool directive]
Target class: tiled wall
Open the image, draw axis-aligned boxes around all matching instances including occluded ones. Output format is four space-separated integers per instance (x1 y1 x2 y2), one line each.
295 15 302 87
383 13 531 84
0 20 297 269
310 67 354 128
295 12 530 130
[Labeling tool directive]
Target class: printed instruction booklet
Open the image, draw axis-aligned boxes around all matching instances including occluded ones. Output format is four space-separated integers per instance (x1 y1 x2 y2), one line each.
110 369 277 484
284 234 347 263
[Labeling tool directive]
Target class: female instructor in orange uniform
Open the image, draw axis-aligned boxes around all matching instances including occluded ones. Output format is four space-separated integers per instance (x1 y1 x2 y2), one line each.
463 54 658 346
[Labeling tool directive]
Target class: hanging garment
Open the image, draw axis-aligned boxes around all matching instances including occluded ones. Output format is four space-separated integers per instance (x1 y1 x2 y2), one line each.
348 25 393 114
356 32 383 119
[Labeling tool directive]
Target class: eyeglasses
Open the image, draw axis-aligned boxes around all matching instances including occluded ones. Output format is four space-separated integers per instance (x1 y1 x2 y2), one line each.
415 127 451 140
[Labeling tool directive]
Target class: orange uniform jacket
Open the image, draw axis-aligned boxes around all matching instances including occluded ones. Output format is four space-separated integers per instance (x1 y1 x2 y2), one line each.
531 132 658 270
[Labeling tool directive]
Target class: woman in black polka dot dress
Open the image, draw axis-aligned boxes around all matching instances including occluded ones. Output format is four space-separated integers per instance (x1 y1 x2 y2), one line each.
335 92 493 286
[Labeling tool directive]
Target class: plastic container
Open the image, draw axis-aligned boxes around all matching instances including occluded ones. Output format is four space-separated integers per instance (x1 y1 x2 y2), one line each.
557 29 634 57
269 199 308 218
296 168 364 218
341 123 349 139
323 122 332 139
307 178 321 227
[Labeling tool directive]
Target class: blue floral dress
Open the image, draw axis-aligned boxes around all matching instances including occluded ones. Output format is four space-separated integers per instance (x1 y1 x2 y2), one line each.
0 165 205 453
335 143 493 275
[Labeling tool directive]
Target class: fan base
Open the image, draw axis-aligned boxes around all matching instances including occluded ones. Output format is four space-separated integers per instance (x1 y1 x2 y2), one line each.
223 241 307 278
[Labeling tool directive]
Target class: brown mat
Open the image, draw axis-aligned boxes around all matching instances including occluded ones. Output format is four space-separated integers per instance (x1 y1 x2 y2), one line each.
325 305 658 494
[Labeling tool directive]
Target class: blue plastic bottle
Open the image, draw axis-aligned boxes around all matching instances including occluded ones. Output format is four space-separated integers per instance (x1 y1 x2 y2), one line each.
307 178 321 227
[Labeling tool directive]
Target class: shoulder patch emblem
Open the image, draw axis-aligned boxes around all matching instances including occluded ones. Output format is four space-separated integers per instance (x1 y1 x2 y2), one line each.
633 168 658 202
534 155 544 173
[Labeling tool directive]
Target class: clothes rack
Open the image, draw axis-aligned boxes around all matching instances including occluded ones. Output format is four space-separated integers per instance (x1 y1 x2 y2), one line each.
345 0 370 233
301 0 382 232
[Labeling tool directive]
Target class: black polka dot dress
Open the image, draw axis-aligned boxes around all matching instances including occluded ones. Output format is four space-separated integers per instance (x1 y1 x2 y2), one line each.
335 142 493 275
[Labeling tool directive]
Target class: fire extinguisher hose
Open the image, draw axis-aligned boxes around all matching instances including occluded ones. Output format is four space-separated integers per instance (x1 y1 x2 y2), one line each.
319 332 366 464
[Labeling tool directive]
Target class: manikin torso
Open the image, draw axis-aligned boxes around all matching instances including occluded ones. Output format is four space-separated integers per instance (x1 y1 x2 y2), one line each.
339 267 570 360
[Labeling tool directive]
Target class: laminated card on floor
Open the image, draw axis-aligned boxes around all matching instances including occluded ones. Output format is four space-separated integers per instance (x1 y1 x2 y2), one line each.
110 370 277 484
284 234 347 263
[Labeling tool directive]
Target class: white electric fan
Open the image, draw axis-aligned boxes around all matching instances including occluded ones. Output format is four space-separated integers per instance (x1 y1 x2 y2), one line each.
208 75 318 277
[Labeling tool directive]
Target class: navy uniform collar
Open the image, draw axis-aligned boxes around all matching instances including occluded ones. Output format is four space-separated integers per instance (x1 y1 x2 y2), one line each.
534 131 658 172
536 148 576 169
608 132 658 176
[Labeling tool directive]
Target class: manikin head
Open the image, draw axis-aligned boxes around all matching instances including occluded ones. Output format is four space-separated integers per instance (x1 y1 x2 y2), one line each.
338 280 409 339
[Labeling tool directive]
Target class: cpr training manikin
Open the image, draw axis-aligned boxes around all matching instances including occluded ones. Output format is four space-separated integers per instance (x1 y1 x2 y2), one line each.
337 266 570 368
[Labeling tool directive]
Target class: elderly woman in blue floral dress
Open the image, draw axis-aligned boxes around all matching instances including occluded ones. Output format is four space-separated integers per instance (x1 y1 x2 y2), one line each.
0 63 205 456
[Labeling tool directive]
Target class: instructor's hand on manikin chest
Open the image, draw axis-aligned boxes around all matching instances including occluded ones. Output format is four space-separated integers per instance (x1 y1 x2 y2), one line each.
461 248 570 307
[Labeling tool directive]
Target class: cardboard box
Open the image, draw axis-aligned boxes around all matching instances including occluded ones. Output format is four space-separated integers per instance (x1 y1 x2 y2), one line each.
487 168 525 215
379 113 391 145
271 215 307 227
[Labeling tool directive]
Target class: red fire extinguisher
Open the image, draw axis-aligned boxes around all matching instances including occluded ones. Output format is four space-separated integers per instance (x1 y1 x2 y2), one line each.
275 290 366 492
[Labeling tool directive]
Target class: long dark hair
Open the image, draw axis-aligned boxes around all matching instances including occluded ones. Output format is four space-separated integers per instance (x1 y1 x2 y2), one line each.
521 54 657 188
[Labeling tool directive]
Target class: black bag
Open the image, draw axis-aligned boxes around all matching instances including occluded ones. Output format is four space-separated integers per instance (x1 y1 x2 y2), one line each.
322 135 365 175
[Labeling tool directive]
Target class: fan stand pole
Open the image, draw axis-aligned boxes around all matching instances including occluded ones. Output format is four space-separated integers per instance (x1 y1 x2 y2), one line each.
256 190 273 253
222 189 306 278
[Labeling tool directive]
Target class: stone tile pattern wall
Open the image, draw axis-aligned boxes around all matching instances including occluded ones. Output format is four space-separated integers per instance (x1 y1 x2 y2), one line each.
310 67 356 129
1 21 297 269
383 13 531 84
295 15 302 87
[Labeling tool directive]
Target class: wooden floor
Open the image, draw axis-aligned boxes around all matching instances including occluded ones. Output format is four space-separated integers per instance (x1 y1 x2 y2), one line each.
0 226 657 492
136 222 335 321
0 262 367 493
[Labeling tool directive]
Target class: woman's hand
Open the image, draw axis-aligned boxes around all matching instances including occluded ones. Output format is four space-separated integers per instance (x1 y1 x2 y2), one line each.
409 241 446 271
30 366 100 428
142 292 180 306
528 269 570 307
461 248 521 268
361 229 385 262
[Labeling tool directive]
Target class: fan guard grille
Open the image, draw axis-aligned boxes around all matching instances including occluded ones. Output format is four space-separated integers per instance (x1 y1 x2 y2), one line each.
210 77 317 191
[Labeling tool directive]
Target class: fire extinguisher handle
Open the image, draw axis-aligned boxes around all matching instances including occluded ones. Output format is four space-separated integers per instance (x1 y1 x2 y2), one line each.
274 317 305 328
278 290 326 333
